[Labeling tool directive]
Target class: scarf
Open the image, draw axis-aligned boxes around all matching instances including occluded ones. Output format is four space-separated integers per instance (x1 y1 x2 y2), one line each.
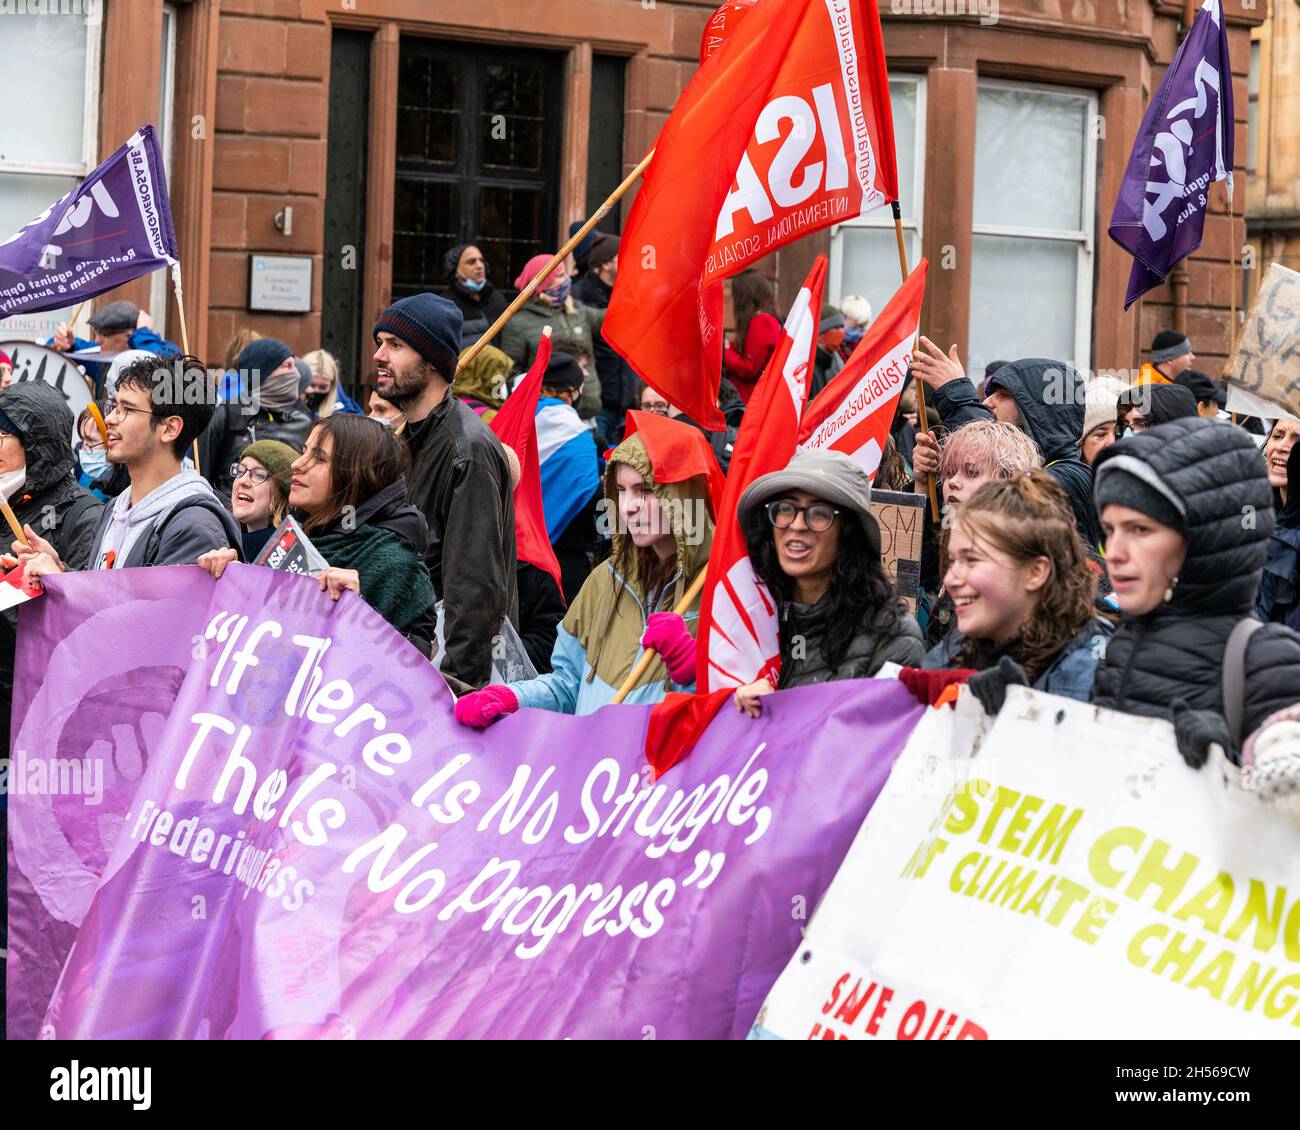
310 523 435 634
257 367 302 413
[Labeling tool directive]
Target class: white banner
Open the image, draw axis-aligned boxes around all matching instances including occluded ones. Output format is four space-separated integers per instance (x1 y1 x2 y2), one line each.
752 687 1300 1040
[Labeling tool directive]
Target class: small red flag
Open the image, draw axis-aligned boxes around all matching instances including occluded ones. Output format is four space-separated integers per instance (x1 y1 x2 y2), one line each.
489 335 564 598
799 258 928 475
644 688 734 779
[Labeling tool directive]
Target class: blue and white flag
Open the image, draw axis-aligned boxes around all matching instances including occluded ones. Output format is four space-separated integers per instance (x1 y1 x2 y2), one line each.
536 399 600 541
1108 0 1234 309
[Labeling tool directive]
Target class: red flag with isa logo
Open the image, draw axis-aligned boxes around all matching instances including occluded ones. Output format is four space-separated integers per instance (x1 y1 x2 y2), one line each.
800 258 926 475
604 0 896 429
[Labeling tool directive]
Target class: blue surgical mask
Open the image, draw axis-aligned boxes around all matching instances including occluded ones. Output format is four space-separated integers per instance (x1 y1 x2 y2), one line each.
843 325 864 346
460 276 487 293
79 447 108 480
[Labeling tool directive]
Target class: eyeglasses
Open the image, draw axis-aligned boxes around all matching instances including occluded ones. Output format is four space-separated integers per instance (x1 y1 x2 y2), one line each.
105 399 154 421
641 401 670 415
229 463 270 485
765 500 840 532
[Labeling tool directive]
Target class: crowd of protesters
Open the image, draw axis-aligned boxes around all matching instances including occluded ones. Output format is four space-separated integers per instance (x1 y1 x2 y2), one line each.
7 235 1299 806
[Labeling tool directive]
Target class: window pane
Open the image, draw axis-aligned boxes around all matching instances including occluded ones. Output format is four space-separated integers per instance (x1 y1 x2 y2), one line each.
397 53 460 164
392 178 460 295
890 79 919 223
480 63 546 172
479 186 544 290
0 16 89 167
830 224 919 317
974 86 1088 232
968 234 1078 377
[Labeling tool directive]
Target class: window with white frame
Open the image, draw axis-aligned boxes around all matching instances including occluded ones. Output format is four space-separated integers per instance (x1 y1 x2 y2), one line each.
828 76 924 317
968 80 1097 380
0 7 101 340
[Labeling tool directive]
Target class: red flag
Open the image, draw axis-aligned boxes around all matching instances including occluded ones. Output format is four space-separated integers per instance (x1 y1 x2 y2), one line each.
489 334 564 597
641 256 825 778
799 258 927 475
605 0 896 430
621 410 725 519
645 688 734 779
698 0 760 64
697 255 826 696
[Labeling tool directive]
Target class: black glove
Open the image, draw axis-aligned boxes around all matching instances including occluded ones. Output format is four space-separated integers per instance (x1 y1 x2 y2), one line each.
1170 698 1234 770
968 656 1029 716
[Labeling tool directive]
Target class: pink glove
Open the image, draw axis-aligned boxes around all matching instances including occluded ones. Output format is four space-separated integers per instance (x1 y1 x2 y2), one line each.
641 612 698 684
453 685 519 728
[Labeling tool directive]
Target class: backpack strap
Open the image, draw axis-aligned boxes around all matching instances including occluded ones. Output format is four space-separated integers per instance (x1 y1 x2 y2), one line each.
1222 617 1263 748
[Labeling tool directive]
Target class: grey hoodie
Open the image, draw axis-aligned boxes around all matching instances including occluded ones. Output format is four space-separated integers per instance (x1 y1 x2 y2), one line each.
88 469 242 569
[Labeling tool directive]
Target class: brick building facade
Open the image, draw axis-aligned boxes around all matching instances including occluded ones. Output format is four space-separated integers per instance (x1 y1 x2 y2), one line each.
0 0 1268 389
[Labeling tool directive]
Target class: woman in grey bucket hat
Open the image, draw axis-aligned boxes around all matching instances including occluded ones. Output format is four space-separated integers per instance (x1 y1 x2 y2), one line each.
733 449 924 715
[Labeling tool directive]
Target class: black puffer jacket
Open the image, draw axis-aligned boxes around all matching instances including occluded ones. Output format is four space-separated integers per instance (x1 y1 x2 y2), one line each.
1091 417 1300 748
0 381 104 750
931 358 1101 549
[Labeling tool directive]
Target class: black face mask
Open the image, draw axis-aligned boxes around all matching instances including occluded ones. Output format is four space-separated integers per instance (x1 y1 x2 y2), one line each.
305 391 327 410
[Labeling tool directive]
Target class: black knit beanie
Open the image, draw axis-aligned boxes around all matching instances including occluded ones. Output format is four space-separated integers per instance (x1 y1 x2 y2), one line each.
1094 464 1186 534
373 293 462 380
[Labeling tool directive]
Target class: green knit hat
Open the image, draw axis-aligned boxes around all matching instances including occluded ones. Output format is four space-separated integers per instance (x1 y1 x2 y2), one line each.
239 439 297 497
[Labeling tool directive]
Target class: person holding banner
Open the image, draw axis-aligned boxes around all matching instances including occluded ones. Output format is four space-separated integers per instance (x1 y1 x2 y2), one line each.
0 381 105 751
455 425 715 724
18 355 240 580
198 416 438 657
1091 418 1300 767
922 474 1112 711
730 449 923 717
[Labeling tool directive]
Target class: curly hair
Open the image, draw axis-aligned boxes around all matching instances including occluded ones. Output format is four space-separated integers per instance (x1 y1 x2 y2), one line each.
741 497 899 675
950 473 1097 682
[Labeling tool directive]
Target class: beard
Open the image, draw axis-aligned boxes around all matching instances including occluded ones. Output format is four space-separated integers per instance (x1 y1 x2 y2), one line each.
377 356 435 408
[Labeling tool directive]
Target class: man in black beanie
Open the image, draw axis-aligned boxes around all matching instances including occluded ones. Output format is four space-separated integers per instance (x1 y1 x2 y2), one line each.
1139 330 1196 384
373 292 518 689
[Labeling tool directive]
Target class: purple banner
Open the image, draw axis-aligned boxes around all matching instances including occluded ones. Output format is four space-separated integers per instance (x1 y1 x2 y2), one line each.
7 566 921 1040
0 123 178 320
1107 0 1234 309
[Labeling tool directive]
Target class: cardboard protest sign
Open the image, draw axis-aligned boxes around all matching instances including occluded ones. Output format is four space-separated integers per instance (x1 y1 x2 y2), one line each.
7 565 922 1039
1223 262 1300 421
753 688 1300 1039
869 489 925 615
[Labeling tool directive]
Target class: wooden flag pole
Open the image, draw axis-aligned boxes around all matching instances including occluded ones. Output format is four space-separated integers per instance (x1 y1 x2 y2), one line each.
892 202 940 518
458 148 657 373
169 264 203 475
1 502 30 549
611 568 708 705
1227 180 1238 358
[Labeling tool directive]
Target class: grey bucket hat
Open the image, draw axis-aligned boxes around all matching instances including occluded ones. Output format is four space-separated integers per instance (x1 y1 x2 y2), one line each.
738 448 881 559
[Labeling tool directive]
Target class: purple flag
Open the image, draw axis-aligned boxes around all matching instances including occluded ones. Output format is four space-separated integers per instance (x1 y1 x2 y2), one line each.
1108 0 1234 309
7 566 922 1040
0 124 178 320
